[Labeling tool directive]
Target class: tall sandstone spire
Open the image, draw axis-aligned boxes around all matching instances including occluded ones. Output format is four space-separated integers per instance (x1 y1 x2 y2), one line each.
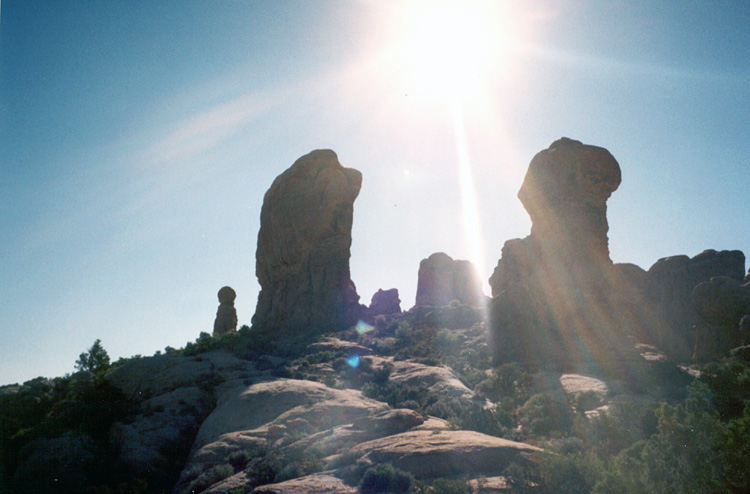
252 149 363 337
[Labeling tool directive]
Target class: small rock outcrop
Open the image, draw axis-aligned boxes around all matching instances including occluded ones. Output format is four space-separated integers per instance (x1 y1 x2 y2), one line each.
350 430 542 479
213 286 238 337
369 288 401 316
415 253 485 308
252 150 364 336
488 138 633 371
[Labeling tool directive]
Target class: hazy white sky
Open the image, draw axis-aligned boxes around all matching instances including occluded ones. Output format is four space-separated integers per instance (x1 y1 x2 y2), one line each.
2 0 750 385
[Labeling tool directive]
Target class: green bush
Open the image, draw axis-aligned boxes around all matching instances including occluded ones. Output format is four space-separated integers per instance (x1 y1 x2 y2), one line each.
414 478 472 494
359 463 413 493
75 339 111 376
518 394 573 437
475 363 531 405
188 463 234 493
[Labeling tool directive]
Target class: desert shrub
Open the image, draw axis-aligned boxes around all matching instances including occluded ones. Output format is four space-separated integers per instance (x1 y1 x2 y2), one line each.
577 402 657 457
587 382 750 494
455 403 512 437
188 463 234 493
413 478 472 494
227 447 264 470
536 452 606 494
518 394 573 437
276 445 325 481
395 321 413 343
503 461 539 493
573 391 603 414
434 329 461 354
359 463 413 493
699 359 750 420
424 396 465 421
184 332 217 356
474 363 531 405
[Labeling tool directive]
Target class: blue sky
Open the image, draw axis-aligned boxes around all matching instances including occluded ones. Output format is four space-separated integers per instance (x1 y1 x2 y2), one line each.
2 0 749 385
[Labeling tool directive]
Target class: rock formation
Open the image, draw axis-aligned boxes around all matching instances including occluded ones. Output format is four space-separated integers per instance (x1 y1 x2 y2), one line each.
692 275 750 360
369 288 401 316
252 150 363 336
488 138 638 371
647 249 746 360
488 138 748 365
213 286 238 337
414 252 485 308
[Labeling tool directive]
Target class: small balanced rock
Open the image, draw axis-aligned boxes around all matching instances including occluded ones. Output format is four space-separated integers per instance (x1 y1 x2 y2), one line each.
213 286 238 337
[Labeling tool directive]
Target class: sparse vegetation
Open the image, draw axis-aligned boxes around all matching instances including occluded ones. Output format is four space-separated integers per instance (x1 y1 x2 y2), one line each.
3 311 750 494
359 463 413 493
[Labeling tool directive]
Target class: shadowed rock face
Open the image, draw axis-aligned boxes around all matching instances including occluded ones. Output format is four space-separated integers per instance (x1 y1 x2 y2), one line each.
252 150 363 336
369 288 401 316
519 137 621 267
488 139 636 372
646 249 746 360
692 275 750 360
415 252 485 308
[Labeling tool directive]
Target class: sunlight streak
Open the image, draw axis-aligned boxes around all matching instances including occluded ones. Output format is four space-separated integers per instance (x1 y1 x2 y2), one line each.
451 99 489 297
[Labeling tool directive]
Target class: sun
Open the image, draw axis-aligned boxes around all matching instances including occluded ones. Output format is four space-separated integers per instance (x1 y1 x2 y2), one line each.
396 0 513 104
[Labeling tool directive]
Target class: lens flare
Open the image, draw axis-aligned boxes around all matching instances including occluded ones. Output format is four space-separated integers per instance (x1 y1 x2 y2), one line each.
355 320 374 334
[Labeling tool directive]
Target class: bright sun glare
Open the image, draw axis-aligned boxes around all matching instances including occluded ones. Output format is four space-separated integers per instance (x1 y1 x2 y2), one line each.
398 0 512 103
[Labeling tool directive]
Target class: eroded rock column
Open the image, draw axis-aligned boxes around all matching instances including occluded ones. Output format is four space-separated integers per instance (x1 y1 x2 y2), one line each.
252 149 363 336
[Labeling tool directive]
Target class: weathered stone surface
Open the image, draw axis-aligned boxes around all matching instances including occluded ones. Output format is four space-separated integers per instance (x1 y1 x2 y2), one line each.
191 379 385 452
174 379 388 494
351 408 425 434
252 474 357 494
106 354 214 400
109 386 209 472
415 253 485 307
692 276 750 360
350 430 542 479
488 139 636 372
559 374 609 398
647 249 746 360
369 288 401 316
252 149 363 336
518 137 620 267
388 360 480 403
106 351 255 400
105 351 258 490
214 286 238 337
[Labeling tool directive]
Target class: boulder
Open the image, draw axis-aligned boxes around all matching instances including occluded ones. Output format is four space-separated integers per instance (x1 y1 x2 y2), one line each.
415 253 485 307
191 379 386 452
252 149 364 336
175 379 387 494
369 288 402 316
252 474 357 494
349 430 542 479
213 286 238 337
